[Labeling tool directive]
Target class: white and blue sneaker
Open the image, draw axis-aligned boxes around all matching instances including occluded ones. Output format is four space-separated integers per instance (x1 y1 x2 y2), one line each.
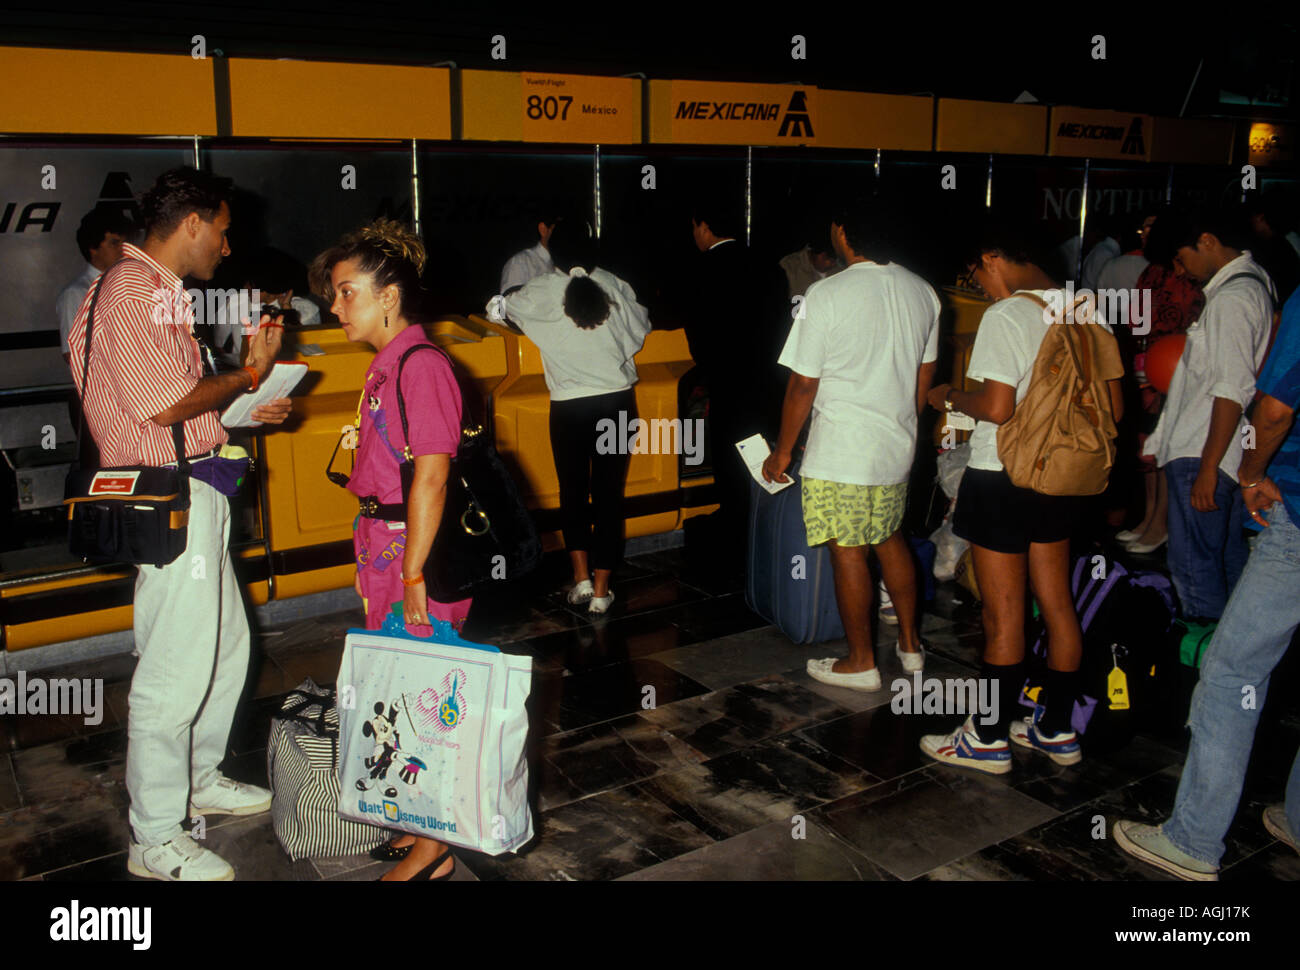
919 718 1012 774
1009 705 1082 766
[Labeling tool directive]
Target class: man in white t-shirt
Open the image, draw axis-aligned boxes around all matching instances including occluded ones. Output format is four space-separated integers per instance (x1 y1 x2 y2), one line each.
762 197 940 691
500 208 559 294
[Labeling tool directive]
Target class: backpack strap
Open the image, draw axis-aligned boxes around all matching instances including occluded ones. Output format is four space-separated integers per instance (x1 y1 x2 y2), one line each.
1012 291 1101 427
1217 271 1276 310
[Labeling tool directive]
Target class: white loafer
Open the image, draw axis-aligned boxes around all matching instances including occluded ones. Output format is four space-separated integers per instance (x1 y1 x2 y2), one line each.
806 657 882 691
897 640 925 673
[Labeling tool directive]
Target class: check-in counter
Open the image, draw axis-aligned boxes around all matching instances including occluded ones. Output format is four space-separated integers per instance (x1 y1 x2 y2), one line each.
934 286 990 446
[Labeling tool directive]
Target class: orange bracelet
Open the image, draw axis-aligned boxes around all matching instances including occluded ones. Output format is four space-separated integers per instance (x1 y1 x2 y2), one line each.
242 366 260 393
401 573 424 588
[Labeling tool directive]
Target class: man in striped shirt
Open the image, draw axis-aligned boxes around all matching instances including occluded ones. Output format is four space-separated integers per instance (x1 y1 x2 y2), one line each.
68 167 292 881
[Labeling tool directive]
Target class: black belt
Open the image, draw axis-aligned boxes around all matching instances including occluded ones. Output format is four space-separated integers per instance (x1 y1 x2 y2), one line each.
358 495 405 520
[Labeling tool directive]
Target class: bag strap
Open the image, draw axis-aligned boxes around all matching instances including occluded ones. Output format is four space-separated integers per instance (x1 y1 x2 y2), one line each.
393 342 476 464
76 259 189 478
1218 271 1276 310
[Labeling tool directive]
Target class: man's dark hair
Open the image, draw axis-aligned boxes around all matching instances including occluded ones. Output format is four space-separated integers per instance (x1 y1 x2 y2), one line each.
802 213 834 257
1159 204 1250 253
548 217 599 275
1245 191 1294 235
962 212 1056 278
75 207 132 262
691 196 739 241
247 247 304 294
140 167 233 239
1140 206 1178 267
830 196 893 264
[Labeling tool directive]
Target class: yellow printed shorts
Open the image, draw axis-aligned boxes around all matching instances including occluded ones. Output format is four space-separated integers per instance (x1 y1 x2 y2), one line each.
801 477 907 547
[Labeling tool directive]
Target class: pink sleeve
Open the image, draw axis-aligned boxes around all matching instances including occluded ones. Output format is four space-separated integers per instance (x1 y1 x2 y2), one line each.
399 349 462 457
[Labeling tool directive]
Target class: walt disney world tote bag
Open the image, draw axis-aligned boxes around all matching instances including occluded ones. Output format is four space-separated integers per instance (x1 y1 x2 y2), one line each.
336 609 533 856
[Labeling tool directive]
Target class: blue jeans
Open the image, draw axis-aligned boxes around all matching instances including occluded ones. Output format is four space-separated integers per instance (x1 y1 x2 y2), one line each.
1162 500 1300 866
1165 458 1248 620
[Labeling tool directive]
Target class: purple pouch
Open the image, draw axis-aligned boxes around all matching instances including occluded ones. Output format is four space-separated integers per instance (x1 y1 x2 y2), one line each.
189 456 251 496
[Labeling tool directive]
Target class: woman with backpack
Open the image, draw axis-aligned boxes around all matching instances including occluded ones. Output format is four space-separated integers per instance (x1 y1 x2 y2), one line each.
918 218 1125 774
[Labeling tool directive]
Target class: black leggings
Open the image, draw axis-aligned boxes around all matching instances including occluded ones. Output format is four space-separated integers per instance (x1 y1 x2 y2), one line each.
549 389 636 572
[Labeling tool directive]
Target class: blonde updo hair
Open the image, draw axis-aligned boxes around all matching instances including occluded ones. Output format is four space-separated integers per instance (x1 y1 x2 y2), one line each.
310 218 428 321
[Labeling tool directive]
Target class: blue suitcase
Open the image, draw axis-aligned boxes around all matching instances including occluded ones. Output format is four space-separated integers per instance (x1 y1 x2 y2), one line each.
745 475 845 644
745 477 939 644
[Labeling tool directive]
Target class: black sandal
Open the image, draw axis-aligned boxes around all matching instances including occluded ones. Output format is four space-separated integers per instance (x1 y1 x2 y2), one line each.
376 846 455 881
369 837 414 862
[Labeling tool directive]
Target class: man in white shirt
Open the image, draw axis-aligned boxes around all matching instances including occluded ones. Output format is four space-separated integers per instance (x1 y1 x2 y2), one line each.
1080 217 1122 291
763 197 940 690
57 208 129 363
780 221 841 299
500 208 559 293
1144 206 1277 620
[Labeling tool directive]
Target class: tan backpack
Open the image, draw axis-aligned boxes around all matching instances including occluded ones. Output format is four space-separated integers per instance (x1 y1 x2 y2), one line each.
995 292 1124 496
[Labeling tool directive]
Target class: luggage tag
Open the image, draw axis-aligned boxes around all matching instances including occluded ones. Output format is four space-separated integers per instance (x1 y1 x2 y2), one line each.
1107 643 1130 711
944 410 976 432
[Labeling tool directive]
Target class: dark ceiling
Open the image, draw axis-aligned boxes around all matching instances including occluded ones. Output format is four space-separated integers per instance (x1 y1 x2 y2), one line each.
0 2 1295 120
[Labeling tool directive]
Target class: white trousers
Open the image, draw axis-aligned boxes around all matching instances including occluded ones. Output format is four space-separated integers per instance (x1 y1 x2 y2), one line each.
125 478 252 847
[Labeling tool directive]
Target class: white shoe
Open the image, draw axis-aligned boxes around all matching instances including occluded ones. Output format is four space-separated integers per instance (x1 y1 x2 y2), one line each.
588 590 615 615
189 776 271 818
1126 535 1168 554
878 582 898 626
897 640 925 673
567 579 594 605
1115 529 1142 543
128 834 235 881
806 657 882 691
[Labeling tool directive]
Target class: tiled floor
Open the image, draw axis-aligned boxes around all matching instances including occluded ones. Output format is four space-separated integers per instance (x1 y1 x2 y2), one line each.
3 542 1299 883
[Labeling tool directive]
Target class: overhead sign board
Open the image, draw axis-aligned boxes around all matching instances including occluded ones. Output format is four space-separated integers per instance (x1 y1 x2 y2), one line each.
936 99 1046 155
1248 122 1295 167
228 60 450 139
0 47 216 135
651 80 931 150
1048 106 1152 162
461 70 639 143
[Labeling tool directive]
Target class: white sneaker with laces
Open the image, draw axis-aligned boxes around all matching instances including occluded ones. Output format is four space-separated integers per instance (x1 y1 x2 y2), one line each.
189 776 272 818
588 590 615 614
567 579 594 605
128 834 235 881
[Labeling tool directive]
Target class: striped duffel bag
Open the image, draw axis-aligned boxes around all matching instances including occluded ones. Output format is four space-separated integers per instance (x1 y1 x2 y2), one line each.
268 679 388 861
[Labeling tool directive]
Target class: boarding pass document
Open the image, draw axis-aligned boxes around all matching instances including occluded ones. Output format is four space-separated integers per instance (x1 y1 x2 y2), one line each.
220 362 309 428
736 434 795 494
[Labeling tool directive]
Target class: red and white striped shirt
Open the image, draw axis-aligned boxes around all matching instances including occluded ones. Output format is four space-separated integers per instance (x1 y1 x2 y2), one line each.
67 242 227 467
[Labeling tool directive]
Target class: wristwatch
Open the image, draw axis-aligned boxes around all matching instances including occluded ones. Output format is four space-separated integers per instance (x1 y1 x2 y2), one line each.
943 388 955 412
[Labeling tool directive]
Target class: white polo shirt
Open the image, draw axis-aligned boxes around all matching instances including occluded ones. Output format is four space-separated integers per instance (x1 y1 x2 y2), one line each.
778 260 940 486
500 242 553 293
1143 252 1276 479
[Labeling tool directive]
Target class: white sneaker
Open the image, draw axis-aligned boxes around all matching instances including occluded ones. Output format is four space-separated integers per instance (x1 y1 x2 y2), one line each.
588 590 615 615
878 582 898 626
128 834 235 881
896 640 925 673
189 776 272 817
567 579 594 605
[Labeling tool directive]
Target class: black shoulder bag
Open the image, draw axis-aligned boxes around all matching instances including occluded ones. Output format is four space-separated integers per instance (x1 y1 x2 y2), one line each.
329 343 541 601
63 262 192 568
